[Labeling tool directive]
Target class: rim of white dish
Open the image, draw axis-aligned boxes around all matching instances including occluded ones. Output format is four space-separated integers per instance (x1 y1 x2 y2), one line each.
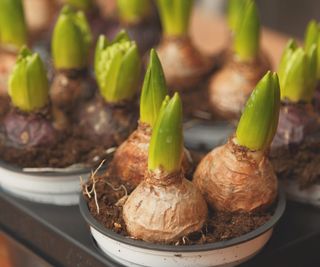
79 186 286 252
0 159 92 177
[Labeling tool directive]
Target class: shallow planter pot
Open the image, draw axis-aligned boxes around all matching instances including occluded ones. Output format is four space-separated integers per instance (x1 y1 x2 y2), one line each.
282 179 320 207
0 161 90 206
80 187 286 267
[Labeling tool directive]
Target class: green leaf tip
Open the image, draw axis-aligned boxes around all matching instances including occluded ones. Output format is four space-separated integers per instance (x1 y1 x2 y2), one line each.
278 39 317 103
94 30 142 103
9 47 49 112
117 0 152 24
236 71 280 151
304 20 319 51
233 0 260 61
227 0 248 32
0 0 27 49
304 20 320 79
140 49 168 128
52 5 92 70
157 0 194 37
148 93 183 173
66 0 93 11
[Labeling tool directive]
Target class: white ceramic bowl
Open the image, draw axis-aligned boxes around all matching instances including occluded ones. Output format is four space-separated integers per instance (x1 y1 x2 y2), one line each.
282 179 320 207
0 161 90 206
80 188 286 267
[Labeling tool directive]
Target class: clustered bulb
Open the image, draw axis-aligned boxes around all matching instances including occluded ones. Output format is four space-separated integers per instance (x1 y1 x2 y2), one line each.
155 0 211 90
208 0 270 120
109 49 193 187
3 47 57 148
194 72 280 212
123 93 207 243
270 30 320 189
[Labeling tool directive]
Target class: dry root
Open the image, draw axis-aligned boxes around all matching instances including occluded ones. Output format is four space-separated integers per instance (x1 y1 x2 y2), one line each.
80 160 106 214
81 159 129 213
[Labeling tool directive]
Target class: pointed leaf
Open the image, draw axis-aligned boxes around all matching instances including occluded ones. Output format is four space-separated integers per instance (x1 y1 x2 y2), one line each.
0 0 27 48
52 5 92 69
140 49 168 127
233 0 260 61
236 71 280 151
9 48 49 112
148 93 183 172
117 0 151 24
157 0 194 37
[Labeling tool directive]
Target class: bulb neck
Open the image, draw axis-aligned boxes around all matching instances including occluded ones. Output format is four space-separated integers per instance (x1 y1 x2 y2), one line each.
145 168 183 187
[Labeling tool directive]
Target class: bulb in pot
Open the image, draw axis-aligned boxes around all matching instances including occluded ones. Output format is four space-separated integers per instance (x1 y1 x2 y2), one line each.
3 47 57 148
77 30 141 147
104 0 161 55
109 49 193 187
50 5 94 114
270 39 320 188
123 93 207 243
209 0 271 120
0 0 27 98
194 72 280 212
155 0 211 90
303 20 320 111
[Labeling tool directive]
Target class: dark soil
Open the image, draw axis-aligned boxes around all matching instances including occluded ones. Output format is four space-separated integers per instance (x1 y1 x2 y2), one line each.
270 102 320 188
270 133 320 189
0 96 9 118
0 123 114 169
84 174 273 246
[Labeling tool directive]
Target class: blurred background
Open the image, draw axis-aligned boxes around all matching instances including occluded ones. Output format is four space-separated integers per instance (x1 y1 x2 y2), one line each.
198 0 320 39
1 1 319 267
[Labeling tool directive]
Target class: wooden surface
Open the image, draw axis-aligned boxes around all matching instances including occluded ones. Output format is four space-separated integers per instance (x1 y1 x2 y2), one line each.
190 9 290 68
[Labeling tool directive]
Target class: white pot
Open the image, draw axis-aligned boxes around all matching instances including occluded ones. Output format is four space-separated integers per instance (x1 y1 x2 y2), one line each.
0 162 89 206
80 188 286 267
282 179 320 207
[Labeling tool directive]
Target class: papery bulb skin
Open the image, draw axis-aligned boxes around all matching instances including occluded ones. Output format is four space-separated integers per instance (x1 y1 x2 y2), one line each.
209 51 271 120
109 122 193 187
156 37 212 91
123 169 207 243
193 138 278 212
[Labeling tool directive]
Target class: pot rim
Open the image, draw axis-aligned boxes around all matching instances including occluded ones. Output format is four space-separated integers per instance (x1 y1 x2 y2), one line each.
0 160 92 177
79 186 286 253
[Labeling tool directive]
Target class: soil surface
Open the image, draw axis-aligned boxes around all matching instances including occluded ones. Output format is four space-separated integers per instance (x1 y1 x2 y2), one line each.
0 96 137 169
84 174 274 245
0 123 114 169
270 133 320 189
